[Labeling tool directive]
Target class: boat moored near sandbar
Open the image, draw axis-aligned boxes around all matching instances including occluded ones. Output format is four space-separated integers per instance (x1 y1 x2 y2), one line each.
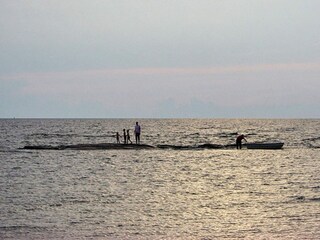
246 142 284 149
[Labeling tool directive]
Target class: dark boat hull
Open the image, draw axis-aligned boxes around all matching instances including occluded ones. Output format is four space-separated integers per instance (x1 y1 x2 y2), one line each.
246 142 284 149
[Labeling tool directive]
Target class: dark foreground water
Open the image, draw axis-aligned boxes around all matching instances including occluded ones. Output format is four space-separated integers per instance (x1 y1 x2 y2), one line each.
0 119 319 239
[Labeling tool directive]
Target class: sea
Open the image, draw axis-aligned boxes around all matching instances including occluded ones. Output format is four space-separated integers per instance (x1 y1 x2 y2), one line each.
0 119 319 239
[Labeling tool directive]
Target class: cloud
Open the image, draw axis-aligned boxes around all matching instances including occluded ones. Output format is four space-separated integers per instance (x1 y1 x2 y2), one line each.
2 61 319 81
1 1 320 117
1 0 320 75
1 62 320 118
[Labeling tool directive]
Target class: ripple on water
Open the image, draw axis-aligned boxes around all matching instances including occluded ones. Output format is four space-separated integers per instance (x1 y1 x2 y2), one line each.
1 119 320 239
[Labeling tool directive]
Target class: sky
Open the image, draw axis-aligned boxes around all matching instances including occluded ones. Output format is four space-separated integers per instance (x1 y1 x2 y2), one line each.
0 0 320 118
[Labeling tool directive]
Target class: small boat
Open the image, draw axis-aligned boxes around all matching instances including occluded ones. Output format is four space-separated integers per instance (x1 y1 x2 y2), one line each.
246 142 284 149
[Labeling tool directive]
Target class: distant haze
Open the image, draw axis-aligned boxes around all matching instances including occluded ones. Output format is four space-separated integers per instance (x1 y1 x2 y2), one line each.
1 0 319 118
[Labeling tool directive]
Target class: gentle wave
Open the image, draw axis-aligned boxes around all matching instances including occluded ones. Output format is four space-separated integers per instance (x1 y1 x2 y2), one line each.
1 119 320 239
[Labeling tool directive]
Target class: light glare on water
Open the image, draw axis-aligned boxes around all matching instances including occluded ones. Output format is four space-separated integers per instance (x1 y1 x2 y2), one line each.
0 119 319 239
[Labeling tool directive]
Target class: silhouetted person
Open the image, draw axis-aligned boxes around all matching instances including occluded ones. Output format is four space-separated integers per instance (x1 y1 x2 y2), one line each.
127 129 132 144
123 129 127 144
236 134 247 149
134 122 141 144
116 132 121 144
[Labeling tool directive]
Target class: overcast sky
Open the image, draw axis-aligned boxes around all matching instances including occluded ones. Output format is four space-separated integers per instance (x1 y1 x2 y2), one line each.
1 0 319 118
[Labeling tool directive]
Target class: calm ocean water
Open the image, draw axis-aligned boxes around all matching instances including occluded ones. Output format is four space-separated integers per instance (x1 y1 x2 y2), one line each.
0 119 319 239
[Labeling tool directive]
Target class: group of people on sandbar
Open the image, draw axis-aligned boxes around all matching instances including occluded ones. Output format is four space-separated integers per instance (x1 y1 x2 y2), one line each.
115 122 141 145
115 122 246 148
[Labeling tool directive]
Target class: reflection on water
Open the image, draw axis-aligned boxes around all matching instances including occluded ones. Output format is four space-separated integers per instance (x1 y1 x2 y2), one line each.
1 149 319 239
0 119 320 239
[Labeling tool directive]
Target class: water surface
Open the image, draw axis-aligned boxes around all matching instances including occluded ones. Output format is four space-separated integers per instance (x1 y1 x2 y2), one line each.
0 119 319 239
